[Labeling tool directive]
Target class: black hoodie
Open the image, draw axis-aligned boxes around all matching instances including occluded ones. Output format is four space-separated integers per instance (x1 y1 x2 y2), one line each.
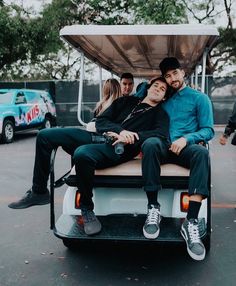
95 96 170 146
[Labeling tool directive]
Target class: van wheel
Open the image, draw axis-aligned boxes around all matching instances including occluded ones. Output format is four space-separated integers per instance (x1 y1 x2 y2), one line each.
1 120 14 143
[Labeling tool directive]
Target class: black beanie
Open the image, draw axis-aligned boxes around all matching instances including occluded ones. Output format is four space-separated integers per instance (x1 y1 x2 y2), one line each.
159 57 181 75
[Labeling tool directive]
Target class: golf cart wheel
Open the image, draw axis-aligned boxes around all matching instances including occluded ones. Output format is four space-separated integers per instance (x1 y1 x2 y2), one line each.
1 119 14 143
203 234 211 252
63 239 80 250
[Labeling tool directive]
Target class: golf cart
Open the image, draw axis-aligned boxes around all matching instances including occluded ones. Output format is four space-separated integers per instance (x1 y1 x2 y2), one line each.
50 24 219 250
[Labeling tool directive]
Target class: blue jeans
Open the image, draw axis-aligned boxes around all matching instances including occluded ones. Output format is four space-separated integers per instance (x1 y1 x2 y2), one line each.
141 137 210 198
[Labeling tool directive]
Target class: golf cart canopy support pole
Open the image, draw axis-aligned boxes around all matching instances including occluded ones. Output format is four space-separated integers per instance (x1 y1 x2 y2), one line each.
201 49 208 93
78 52 86 126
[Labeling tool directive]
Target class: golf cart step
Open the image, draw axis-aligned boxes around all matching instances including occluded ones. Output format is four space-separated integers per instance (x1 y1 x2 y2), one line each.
54 214 206 242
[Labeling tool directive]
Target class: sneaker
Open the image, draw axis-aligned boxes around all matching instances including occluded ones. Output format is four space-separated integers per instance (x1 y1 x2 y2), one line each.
143 204 161 239
181 218 206 261
8 189 50 209
81 209 102 235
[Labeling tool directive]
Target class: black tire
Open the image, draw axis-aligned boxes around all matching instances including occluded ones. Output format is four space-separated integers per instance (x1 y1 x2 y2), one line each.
1 119 14 143
203 234 211 252
63 239 80 250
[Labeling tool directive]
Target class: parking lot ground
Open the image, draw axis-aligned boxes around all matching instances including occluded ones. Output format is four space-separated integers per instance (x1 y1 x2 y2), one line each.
0 130 235 286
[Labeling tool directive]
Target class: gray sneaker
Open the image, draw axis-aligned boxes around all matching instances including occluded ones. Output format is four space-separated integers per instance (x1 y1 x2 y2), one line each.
81 209 102 235
143 204 161 239
181 218 206 261
8 189 50 209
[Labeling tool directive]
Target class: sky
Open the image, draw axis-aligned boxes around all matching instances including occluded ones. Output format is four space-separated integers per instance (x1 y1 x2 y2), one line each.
4 0 52 12
4 0 235 27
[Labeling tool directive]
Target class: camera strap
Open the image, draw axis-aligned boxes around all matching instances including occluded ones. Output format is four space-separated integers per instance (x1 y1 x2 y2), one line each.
121 101 153 124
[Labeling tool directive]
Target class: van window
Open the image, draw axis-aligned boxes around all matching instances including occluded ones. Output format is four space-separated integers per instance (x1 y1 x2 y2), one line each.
25 92 39 103
0 92 14 104
15 93 27 104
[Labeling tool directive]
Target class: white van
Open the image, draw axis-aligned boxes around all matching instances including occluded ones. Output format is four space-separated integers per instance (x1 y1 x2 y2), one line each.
50 24 218 251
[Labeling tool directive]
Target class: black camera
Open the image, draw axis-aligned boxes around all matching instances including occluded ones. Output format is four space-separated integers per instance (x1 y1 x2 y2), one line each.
104 133 124 154
91 133 124 155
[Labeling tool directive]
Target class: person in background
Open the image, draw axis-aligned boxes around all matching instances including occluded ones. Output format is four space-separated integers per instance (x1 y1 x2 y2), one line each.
120 72 134 96
219 101 236 145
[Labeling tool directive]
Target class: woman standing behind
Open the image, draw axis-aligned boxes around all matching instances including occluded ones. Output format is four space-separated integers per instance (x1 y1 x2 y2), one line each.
87 78 122 131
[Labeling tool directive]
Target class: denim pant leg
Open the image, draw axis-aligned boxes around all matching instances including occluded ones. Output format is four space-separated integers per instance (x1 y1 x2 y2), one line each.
141 137 169 192
33 128 92 193
73 143 122 210
173 144 210 198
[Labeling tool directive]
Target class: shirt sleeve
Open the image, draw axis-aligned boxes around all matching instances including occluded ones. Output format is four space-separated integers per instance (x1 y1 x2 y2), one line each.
184 94 215 144
224 101 236 136
95 98 124 134
133 82 148 98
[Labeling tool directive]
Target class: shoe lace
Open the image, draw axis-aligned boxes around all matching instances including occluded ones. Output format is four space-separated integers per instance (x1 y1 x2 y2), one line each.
22 190 33 201
82 210 95 223
188 221 201 243
146 207 161 225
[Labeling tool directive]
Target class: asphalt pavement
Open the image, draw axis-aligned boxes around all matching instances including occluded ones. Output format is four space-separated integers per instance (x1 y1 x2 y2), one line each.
0 130 235 286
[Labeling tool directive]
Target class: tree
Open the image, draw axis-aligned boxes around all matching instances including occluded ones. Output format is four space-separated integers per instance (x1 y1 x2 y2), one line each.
2 0 235 80
130 0 187 24
181 0 236 75
0 5 30 70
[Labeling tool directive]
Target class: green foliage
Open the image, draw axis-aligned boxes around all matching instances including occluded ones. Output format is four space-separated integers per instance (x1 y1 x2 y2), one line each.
0 0 235 79
0 5 29 69
130 0 187 24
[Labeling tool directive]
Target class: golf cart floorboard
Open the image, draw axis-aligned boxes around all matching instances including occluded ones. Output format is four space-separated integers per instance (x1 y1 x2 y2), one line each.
54 214 207 243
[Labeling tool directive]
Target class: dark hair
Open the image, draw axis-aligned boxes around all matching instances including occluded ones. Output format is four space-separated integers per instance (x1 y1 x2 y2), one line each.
120 73 134 82
148 76 166 88
159 57 181 76
147 76 173 99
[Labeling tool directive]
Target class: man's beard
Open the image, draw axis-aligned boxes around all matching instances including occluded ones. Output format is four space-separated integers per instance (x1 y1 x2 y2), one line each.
171 80 184 90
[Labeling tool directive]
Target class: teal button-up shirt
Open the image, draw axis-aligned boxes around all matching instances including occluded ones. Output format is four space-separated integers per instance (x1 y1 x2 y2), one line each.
163 86 214 144
135 83 214 144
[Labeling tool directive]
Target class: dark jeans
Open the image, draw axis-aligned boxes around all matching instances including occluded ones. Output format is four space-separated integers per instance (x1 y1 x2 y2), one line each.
32 127 139 209
141 137 210 198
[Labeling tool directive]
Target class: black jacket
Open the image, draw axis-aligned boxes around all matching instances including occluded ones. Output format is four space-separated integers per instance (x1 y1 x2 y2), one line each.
224 101 236 136
95 96 170 146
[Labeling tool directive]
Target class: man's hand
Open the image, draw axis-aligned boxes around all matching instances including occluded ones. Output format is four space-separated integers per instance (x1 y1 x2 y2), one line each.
105 131 126 146
219 134 228 145
169 137 187 155
119 130 139 144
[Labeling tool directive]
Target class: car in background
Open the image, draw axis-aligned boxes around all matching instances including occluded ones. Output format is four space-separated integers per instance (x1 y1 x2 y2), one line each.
0 89 56 143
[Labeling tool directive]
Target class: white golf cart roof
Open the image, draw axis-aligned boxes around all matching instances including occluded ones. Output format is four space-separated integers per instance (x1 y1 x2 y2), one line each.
60 24 219 77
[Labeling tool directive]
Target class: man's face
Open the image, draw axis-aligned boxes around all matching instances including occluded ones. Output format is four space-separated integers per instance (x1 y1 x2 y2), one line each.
120 78 134 96
164 68 185 90
146 80 167 104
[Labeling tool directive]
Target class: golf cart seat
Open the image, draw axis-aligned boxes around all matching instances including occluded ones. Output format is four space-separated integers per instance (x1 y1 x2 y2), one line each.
61 158 190 189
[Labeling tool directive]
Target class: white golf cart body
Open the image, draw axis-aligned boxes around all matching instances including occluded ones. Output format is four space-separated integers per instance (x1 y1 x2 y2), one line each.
50 24 218 249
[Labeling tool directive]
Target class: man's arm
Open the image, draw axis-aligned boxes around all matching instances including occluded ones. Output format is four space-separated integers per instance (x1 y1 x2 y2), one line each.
183 94 214 145
224 101 236 136
219 101 236 145
134 82 148 98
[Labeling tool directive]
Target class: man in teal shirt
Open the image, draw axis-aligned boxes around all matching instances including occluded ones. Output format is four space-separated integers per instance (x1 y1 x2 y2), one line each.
139 57 214 261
